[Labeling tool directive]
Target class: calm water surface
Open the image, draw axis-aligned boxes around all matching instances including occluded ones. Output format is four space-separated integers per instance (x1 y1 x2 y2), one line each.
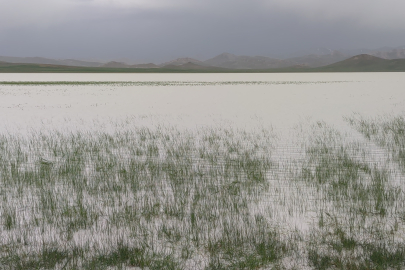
0 73 404 133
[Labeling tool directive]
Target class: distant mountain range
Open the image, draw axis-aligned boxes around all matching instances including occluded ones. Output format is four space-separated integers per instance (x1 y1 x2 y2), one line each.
0 56 101 67
2 46 405 70
1 46 405 72
101 61 159 69
202 51 348 69
1 54 405 73
282 45 405 59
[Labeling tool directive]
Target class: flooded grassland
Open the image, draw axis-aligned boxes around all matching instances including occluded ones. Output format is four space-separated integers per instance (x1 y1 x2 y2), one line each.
0 73 405 269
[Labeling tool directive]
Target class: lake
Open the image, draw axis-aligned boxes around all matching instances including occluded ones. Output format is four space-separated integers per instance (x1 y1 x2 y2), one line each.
1 73 404 133
1 73 405 269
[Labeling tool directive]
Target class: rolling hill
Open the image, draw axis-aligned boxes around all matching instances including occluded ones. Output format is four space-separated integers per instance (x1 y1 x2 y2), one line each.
313 54 405 72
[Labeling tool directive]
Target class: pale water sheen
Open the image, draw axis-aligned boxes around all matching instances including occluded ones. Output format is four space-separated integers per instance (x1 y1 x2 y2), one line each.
1 73 405 134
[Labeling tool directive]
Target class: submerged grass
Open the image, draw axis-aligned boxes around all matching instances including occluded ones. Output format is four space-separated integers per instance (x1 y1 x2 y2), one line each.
346 114 405 170
0 126 290 269
299 120 405 269
0 115 405 269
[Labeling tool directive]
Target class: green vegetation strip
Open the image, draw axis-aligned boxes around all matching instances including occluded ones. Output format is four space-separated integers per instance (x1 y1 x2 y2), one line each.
0 80 349 86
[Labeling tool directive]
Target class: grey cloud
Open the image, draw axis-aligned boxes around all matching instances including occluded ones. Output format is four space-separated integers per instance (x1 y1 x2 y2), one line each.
0 0 404 62
267 0 405 30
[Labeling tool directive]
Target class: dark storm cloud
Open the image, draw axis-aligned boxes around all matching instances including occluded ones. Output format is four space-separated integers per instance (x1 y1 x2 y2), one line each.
1 0 404 63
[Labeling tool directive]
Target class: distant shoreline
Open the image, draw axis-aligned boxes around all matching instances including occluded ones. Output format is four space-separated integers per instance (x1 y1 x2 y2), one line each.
1 66 405 73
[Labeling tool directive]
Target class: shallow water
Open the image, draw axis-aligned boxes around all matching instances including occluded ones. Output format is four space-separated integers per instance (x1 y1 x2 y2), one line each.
1 73 405 134
1 73 405 268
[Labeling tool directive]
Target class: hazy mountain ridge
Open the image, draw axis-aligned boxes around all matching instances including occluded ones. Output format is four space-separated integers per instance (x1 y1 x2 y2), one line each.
287 46 405 58
160 57 208 67
329 54 387 66
286 51 347 67
204 53 290 69
313 54 405 71
203 51 348 69
201 47 405 69
101 62 159 68
1 53 405 72
1 46 405 69
161 62 227 70
371 48 405 59
0 56 102 67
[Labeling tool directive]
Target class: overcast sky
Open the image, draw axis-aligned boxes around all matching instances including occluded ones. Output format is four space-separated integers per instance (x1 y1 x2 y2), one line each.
1 0 404 63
